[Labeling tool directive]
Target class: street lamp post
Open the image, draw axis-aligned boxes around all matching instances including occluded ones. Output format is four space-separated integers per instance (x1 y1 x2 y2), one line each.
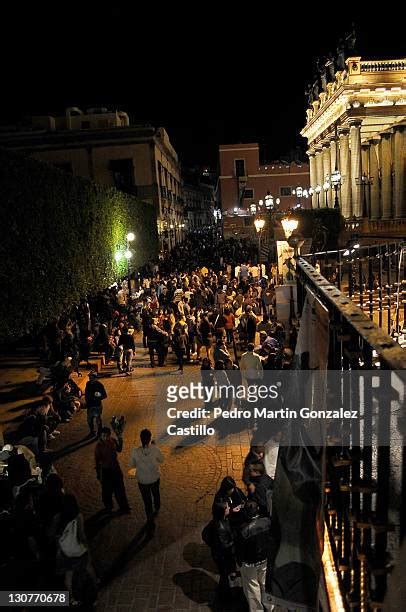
114 231 135 293
323 180 330 208
309 186 314 207
330 169 342 209
125 232 135 295
356 172 374 217
254 217 265 275
315 184 322 208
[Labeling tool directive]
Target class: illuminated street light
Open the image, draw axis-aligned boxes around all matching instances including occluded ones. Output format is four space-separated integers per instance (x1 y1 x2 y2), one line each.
124 249 132 260
250 202 257 215
254 217 265 276
323 180 330 207
315 184 322 208
265 192 274 210
114 251 123 262
281 216 298 239
330 169 342 209
127 232 135 242
254 218 265 232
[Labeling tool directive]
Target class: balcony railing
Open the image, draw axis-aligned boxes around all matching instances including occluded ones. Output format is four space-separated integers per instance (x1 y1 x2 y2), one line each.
301 242 406 341
294 254 406 610
360 59 406 72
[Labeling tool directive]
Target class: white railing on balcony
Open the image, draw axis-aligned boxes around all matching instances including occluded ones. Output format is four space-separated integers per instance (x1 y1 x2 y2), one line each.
361 59 406 72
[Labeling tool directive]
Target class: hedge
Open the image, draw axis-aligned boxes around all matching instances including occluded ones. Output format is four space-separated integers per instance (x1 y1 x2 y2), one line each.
0 148 158 341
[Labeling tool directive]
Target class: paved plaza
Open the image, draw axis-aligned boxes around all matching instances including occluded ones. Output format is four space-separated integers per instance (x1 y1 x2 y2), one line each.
1 340 252 611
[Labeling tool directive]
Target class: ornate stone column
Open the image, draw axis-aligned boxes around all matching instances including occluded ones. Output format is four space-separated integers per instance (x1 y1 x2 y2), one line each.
369 138 381 219
380 132 393 219
338 127 352 218
307 147 317 209
315 144 323 191
393 126 406 218
322 140 332 207
349 119 363 218
361 143 370 217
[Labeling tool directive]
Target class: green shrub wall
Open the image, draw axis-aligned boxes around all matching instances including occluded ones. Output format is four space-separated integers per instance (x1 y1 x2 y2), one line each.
0 148 158 341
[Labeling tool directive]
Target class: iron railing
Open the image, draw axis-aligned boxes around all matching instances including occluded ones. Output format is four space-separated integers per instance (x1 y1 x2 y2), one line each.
295 255 406 611
301 243 406 344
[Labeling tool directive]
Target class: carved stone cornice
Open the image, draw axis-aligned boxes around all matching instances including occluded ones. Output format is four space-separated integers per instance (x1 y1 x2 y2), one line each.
348 118 363 128
338 126 350 137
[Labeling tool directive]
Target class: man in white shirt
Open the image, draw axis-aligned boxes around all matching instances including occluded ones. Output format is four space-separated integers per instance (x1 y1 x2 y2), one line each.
130 429 164 529
239 343 263 387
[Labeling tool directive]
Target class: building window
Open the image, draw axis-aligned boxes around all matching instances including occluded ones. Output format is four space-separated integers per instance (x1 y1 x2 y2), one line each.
81 121 91 129
243 188 254 199
280 186 292 196
244 217 252 227
235 159 246 177
109 159 136 194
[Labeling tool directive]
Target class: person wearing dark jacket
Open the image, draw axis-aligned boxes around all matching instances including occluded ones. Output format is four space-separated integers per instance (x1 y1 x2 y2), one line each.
246 463 274 517
235 500 273 611
85 372 107 437
117 329 136 374
95 427 130 513
147 323 168 367
211 500 237 599
213 476 247 527
242 445 265 484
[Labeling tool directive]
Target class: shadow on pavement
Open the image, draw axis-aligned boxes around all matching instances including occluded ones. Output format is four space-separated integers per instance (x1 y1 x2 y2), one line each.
100 524 152 587
52 434 97 460
173 569 217 608
183 541 218 574
85 509 116 540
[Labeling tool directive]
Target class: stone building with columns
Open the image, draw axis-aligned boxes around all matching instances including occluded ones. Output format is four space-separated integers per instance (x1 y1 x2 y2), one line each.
301 57 406 237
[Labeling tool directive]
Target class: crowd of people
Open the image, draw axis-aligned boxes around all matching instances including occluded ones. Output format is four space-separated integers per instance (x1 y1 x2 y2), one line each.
0 232 299 608
204 443 274 611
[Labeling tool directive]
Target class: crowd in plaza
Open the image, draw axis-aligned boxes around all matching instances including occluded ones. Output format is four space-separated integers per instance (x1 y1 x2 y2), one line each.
0 232 298 609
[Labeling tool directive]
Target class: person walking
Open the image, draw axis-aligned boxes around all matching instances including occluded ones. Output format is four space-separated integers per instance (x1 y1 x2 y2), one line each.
129 429 164 530
95 427 131 514
117 328 135 374
85 371 107 437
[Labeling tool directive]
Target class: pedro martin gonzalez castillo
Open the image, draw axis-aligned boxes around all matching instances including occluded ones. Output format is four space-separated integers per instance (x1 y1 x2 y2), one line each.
165 379 358 436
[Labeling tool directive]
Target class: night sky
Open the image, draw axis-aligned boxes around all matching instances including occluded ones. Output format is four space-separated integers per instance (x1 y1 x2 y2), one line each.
2 6 405 168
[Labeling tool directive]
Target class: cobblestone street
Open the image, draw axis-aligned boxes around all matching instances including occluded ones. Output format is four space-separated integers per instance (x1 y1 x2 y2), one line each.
0 339 253 611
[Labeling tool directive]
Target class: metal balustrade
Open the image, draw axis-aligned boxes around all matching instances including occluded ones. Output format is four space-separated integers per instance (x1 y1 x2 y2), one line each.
295 255 406 611
360 60 406 72
301 243 406 344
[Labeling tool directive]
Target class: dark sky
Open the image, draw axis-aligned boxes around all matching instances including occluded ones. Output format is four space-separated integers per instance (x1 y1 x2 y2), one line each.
2 6 405 168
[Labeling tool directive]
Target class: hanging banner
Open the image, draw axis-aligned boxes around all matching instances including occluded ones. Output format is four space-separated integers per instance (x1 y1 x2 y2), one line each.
266 287 329 611
275 285 297 327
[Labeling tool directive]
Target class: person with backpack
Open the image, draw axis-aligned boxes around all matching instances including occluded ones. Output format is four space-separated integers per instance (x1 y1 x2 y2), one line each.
85 371 107 437
56 494 96 607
